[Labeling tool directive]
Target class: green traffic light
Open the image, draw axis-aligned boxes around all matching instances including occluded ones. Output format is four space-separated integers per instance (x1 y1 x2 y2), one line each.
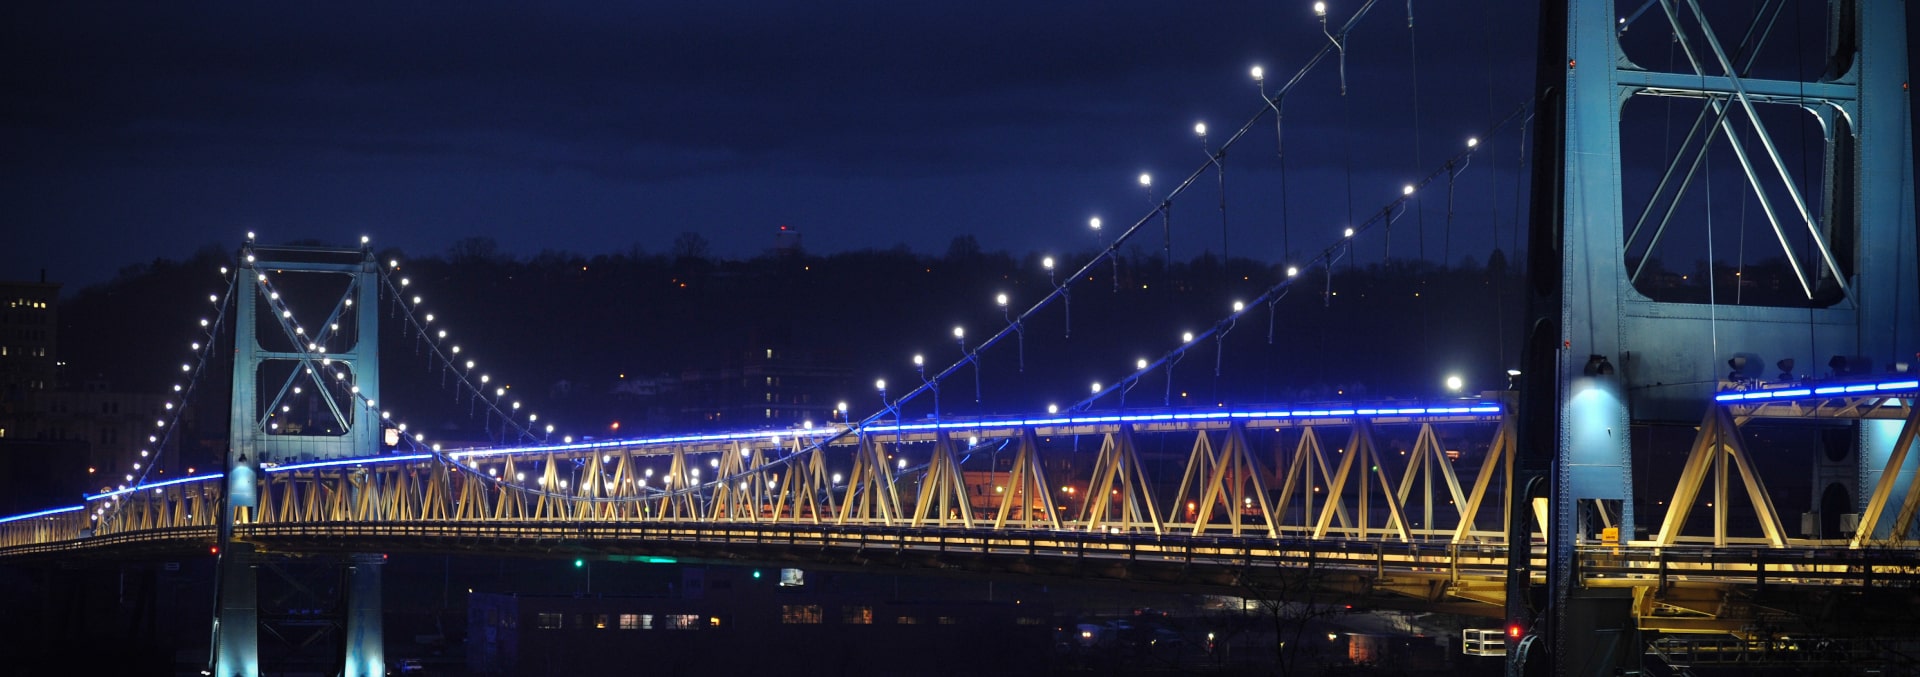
752 570 762 579
574 558 585 568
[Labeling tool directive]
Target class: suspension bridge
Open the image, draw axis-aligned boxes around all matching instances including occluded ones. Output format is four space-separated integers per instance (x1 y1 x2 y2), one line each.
3 1 1918 675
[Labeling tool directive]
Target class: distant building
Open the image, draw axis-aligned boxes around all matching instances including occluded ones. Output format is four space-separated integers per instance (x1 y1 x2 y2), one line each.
678 346 852 429
0 279 59 409
467 566 1050 676
0 278 174 503
23 379 170 488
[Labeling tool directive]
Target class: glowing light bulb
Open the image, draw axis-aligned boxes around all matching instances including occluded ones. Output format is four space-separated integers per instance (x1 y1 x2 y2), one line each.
1091 382 1102 393
1194 122 1207 136
1287 266 1299 277
1138 173 1152 187
1182 332 1195 343
1467 137 1479 148
1042 257 1055 270
1251 65 1265 80
1089 217 1102 231
1137 358 1149 370
875 379 887 391
1233 300 1245 312
952 326 965 339
996 293 1008 306
1344 227 1355 238
1314 1 1327 17
1403 184 1415 195
1047 403 1059 414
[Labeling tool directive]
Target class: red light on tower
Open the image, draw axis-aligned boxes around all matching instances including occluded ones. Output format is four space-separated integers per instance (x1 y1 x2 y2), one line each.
1507 624 1523 639
210 546 220 556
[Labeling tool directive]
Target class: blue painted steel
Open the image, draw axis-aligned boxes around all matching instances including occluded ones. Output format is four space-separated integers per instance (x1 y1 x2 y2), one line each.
229 244 384 465
343 554 385 677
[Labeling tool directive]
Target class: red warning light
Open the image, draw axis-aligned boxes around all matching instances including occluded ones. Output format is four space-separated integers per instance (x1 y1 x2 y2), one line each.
210 546 220 555
1507 624 1523 639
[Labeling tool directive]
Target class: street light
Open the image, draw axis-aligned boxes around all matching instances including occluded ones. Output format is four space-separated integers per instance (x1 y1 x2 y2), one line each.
1043 257 1070 338
1445 374 1464 393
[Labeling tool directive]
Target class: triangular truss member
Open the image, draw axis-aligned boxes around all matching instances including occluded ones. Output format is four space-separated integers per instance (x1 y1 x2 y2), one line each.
1313 420 1411 541
774 439 835 524
1188 422 1278 537
590 450 646 520
1654 406 1788 547
912 432 976 529
1080 425 1161 535
711 442 763 522
454 460 492 521
493 457 526 520
1272 427 1351 535
1386 423 1470 539
655 447 700 520
838 435 902 525
416 458 452 521
1452 416 1515 544
1168 429 1221 530
1852 400 1920 547
993 429 1060 530
532 453 569 520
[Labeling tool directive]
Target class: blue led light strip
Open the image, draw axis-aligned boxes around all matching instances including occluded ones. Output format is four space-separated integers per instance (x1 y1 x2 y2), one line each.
0 505 85 524
85 473 229 502
0 400 1502 524
1714 378 1920 403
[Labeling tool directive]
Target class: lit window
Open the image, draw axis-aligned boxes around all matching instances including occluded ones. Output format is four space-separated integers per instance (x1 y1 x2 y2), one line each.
781 605 824 624
841 606 872 625
661 614 700 630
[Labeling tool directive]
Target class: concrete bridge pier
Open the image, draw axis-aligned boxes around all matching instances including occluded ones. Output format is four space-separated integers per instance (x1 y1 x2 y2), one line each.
212 541 259 677
344 553 386 677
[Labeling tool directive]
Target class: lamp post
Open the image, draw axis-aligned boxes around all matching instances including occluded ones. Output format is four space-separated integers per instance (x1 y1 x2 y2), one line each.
914 354 938 421
955 326 979 404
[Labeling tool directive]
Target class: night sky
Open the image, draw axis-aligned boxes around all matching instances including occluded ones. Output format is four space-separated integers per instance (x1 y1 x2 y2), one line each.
4 1 1541 290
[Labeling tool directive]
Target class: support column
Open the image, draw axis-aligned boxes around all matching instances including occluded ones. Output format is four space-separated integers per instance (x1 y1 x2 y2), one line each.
343 554 385 677
212 541 258 677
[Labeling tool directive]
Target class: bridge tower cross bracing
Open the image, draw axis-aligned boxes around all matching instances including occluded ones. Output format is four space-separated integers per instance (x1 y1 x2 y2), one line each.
215 241 386 677
1518 0 1918 673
